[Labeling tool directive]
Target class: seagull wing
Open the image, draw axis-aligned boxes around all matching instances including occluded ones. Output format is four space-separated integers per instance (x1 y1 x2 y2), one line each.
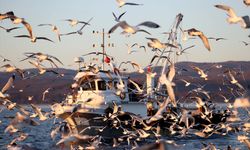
8 27 21 32
0 26 7 30
60 32 77 36
1 74 15 94
50 56 64 66
79 17 93 31
118 11 126 21
22 20 33 38
36 37 54 43
112 12 118 21
215 5 237 18
38 24 52 26
108 21 127 34
125 2 141 6
241 15 250 29
129 79 143 93
14 35 30 39
167 63 175 82
146 37 159 42
137 29 151 35
28 61 45 73
137 21 160 28
198 33 211 51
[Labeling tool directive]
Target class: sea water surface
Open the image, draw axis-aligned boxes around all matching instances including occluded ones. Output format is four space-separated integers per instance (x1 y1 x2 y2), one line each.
0 103 249 150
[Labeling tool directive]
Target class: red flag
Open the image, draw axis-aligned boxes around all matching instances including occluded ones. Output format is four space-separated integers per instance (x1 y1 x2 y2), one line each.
104 56 110 63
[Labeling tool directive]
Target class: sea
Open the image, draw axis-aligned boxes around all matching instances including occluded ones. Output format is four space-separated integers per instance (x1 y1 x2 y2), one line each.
0 103 249 150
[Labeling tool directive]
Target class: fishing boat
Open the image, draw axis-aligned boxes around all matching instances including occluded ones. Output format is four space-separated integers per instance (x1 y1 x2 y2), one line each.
51 63 152 134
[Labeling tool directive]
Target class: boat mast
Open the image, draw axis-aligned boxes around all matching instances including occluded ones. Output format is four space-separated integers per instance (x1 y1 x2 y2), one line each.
93 28 114 70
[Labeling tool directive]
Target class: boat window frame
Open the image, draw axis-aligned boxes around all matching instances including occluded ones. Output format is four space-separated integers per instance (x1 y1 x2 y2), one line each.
97 80 107 91
80 80 96 91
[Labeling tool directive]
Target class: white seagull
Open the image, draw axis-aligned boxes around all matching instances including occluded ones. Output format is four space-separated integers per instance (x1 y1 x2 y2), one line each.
108 20 160 35
116 0 142 8
186 28 211 51
38 24 61 41
215 4 250 28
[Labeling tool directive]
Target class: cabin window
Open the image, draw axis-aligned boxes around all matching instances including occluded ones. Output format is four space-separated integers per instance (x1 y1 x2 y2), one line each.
81 81 96 91
114 81 118 89
97 80 106 90
107 81 113 90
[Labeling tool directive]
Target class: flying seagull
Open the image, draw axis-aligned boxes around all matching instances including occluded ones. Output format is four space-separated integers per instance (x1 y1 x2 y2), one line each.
146 37 178 50
215 4 250 28
0 74 15 99
108 20 160 35
112 11 126 22
0 26 21 33
21 52 63 68
38 24 61 41
186 28 211 51
64 19 90 26
115 0 142 8
242 41 249 46
208 37 227 41
14 35 54 43
0 55 10 62
61 17 93 36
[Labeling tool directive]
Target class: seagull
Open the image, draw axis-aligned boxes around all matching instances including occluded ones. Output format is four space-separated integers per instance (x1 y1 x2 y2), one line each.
215 4 250 28
128 79 144 94
218 94 230 103
0 26 21 33
56 134 94 147
112 11 126 22
150 55 170 64
28 61 60 75
159 74 176 107
242 41 249 46
146 37 178 49
5 112 39 133
179 79 191 87
0 74 15 99
125 43 138 54
21 52 63 68
42 88 51 101
191 65 208 80
115 0 142 8
131 62 144 73
186 28 211 51
108 20 160 35
14 34 54 43
64 18 90 26
208 37 227 41
0 55 10 62
8 15 34 38
0 64 25 78
38 24 61 41
176 45 195 56
30 104 48 121
243 0 250 6
61 17 93 36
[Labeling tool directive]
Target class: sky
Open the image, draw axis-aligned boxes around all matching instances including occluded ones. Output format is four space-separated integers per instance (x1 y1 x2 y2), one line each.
0 0 249 71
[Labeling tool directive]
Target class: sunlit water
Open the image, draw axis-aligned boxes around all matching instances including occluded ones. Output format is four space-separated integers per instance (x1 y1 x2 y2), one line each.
0 103 249 150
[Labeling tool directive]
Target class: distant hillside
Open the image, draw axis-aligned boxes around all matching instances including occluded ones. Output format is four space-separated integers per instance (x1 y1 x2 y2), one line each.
0 61 249 104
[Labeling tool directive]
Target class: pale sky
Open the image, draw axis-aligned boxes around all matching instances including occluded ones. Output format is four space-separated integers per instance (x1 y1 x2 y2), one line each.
0 0 249 71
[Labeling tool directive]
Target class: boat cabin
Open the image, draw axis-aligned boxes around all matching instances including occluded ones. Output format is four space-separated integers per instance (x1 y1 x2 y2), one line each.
65 70 129 109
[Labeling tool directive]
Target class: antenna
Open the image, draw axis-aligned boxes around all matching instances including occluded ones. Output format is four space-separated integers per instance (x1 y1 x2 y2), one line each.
93 28 114 70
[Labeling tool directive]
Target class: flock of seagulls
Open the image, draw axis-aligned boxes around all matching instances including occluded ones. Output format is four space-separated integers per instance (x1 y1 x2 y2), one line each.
0 0 250 150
